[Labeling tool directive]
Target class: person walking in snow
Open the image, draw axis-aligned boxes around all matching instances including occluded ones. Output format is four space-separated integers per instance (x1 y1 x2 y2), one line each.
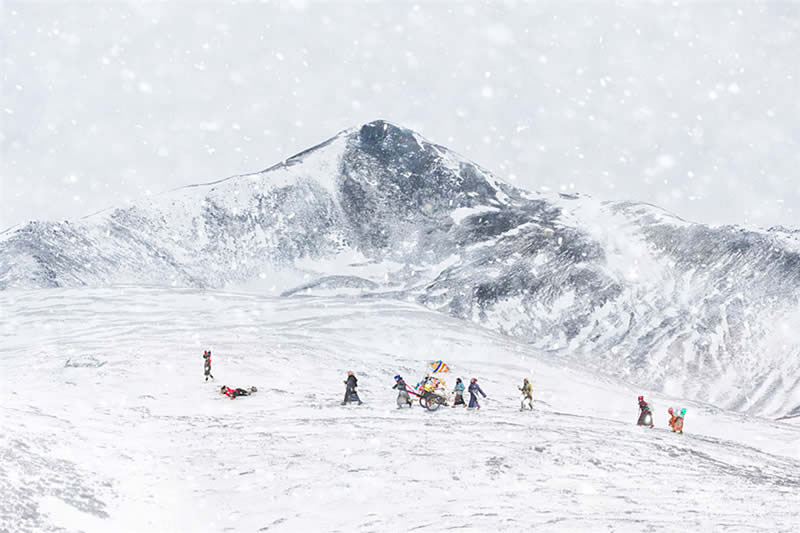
672 408 686 434
518 377 534 411
468 378 486 409
343 371 362 405
452 378 466 408
637 395 654 427
203 350 214 381
667 407 678 430
393 375 412 408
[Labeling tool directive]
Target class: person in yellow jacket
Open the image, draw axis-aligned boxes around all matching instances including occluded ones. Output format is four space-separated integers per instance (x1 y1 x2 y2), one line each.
519 378 534 411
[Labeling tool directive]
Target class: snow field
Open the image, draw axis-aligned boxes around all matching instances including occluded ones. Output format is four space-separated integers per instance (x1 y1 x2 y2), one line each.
1 288 799 532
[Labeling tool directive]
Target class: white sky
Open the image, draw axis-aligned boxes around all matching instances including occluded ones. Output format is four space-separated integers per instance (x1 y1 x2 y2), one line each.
2 1 799 231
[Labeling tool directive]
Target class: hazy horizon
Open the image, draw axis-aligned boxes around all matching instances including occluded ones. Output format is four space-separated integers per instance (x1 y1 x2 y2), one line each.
2 1 799 231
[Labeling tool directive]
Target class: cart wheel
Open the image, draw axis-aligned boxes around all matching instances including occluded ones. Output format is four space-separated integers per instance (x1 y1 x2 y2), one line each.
426 398 442 412
419 396 428 409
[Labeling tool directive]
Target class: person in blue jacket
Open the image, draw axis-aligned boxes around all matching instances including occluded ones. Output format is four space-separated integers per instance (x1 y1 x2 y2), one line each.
452 378 466 408
468 378 486 409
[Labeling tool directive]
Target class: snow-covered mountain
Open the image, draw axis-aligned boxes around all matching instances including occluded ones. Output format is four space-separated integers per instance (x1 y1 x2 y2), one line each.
1 120 798 417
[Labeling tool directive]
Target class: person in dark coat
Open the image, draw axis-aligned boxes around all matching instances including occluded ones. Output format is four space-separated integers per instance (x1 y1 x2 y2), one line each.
203 350 214 381
393 375 412 408
343 371 362 405
637 395 653 427
468 378 486 409
452 378 466 407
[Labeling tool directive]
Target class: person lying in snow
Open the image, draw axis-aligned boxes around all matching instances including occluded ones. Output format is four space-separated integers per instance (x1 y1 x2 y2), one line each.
220 385 257 399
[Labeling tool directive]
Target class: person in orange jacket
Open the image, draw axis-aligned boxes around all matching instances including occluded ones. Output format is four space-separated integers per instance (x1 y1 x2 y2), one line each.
667 407 678 430
667 407 686 434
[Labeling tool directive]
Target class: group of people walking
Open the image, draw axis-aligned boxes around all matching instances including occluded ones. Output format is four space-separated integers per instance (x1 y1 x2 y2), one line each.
390 375 489 408
388 375 490 409
638 396 687 434
205 352 684 433
341 371 534 411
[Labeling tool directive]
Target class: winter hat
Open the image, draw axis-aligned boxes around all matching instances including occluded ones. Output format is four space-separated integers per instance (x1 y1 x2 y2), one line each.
668 407 674 414
470 378 477 384
394 375 402 381
680 408 686 416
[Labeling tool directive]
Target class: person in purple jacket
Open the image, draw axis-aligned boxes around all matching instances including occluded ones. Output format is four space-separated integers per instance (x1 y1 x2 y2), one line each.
468 378 487 409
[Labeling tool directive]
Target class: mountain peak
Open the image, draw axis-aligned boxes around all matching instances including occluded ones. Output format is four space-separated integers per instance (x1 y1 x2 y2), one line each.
1 122 798 418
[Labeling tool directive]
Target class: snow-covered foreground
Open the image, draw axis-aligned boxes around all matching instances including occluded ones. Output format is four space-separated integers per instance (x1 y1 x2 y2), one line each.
2 288 799 532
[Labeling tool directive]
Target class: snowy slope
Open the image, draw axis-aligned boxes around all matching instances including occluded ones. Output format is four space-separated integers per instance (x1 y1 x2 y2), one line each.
1 120 798 419
1 288 799 533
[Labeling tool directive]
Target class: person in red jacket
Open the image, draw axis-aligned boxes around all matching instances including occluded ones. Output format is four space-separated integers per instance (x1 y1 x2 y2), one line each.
220 385 257 399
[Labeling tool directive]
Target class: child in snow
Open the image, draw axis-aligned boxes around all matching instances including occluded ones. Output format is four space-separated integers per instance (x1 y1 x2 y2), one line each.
343 371 362 405
220 385 256 399
637 396 654 427
415 375 431 394
468 378 486 409
672 408 686 434
452 378 466 408
393 375 412 408
519 377 534 410
203 350 214 381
